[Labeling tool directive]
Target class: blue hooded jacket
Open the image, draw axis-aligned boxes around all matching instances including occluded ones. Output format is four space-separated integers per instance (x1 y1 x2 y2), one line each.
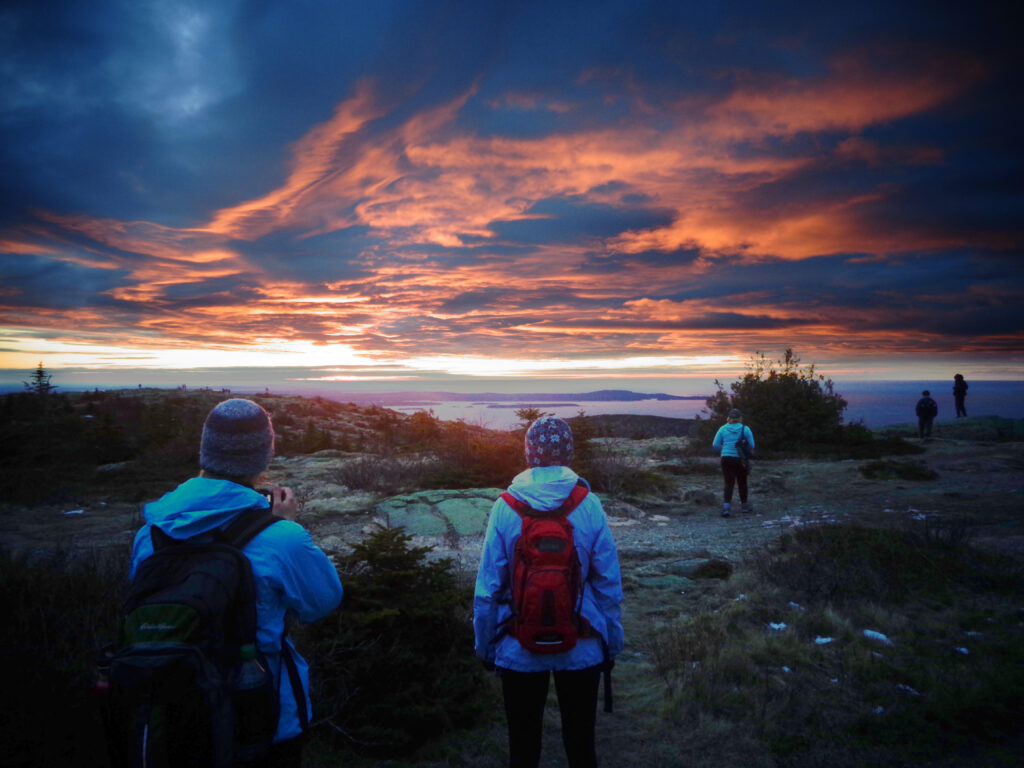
712 422 755 458
473 466 624 672
130 477 343 743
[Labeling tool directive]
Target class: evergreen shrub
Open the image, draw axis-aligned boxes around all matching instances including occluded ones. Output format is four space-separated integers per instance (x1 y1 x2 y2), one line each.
304 526 489 755
699 349 848 452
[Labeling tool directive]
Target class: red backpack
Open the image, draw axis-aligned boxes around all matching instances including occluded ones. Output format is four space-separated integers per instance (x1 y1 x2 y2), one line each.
500 484 590 654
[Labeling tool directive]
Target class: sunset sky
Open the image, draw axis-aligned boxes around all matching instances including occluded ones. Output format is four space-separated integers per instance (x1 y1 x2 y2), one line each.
1 0 1021 391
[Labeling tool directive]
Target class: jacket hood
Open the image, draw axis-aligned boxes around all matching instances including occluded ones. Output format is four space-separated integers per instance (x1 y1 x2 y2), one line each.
143 476 270 539
506 465 583 511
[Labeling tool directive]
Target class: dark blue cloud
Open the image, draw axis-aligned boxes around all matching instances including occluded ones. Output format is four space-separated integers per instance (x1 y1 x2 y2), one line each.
437 286 615 314
0 254 128 308
489 197 674 244
233 227 378 282
580 247 702 274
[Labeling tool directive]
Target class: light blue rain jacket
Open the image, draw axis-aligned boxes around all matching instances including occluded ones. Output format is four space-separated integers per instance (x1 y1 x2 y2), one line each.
712 422 755 458
473 466 624 672
130 477 343 743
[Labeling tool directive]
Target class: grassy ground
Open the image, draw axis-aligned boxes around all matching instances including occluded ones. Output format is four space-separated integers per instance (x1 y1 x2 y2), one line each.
293 518 1024 768
3 522 1023 768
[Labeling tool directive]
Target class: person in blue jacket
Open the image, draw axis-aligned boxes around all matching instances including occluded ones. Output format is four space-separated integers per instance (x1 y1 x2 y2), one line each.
712 408 756 517
474 416 624 768
130 399 343 768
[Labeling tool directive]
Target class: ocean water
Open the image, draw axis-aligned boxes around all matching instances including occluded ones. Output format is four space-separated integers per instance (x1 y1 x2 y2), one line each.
383 380 1024 431
836 380 1024 428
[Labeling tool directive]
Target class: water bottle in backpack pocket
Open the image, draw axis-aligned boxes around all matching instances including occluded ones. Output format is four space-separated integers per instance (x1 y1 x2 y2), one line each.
231 644 279 762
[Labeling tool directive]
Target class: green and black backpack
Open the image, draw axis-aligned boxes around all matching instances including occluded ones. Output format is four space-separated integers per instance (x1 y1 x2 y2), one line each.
99 508 281 768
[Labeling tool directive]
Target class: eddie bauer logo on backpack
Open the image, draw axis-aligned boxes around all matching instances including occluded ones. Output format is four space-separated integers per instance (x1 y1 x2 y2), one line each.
96 508 282 768
501 484 590 654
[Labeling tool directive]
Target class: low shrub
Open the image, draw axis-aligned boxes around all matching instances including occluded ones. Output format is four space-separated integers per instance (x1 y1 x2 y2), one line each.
334 454 437 495
750 523 1020 604
656 458 720 475
859 459 938 481
303 526 489 756
0 547 128 767
414 419 524 489
582 442 674 497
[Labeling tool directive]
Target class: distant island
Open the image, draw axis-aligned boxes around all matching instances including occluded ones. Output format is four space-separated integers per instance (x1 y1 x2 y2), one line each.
321 389 705 405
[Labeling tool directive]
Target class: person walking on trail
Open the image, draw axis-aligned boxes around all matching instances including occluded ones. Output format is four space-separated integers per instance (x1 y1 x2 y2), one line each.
712 408 755 518
474 416 624 768
129 399 343 767
915 390 939 439
953 374 969 418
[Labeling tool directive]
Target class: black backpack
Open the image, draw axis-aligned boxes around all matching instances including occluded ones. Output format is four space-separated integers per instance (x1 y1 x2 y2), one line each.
735 425 753 467
99 508 281 768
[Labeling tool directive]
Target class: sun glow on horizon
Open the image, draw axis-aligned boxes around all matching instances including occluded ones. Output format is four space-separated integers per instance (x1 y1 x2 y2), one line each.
0 331 744 379
0 334 378 370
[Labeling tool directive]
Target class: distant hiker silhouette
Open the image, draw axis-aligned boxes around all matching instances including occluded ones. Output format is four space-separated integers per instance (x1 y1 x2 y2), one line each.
953 374 968 417
915 390 938 439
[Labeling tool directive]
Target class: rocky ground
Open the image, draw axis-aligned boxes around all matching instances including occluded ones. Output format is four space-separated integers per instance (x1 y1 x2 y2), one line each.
6 434 1022 574
3 422 1022 768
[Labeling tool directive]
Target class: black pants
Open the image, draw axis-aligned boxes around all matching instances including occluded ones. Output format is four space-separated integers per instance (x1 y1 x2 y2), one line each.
955 397 966 417
721 457 748 503
918 417 934 438
499 665 601 768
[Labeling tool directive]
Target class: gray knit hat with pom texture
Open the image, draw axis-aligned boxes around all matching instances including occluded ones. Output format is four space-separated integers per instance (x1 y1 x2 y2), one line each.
525 416 574 467
200 399 274 478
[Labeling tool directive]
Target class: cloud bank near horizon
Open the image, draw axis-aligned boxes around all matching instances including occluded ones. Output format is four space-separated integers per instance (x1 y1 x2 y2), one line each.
1 1 1021 379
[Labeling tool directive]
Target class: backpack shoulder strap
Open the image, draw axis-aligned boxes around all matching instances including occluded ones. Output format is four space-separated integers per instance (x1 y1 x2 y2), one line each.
221 507 282 550
559 482 590 514
500 492 532 516
150 524 177 551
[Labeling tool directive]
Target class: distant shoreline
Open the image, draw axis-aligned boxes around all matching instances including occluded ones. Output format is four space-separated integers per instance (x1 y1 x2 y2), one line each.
4 382 1023 431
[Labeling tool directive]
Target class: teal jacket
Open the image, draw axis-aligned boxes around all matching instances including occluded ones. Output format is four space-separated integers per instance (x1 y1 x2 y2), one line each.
712 422 755 458
130 477 343 743
473 466 624 671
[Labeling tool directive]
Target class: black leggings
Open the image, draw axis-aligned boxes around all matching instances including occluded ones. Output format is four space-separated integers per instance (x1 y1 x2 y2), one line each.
499 665 601 768
721 457 748 503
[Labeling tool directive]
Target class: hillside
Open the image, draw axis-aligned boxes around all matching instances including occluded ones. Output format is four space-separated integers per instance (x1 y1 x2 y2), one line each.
2 389 1023 768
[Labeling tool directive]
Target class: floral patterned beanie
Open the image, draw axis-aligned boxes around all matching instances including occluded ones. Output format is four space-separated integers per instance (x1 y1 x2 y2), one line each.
524 416 574 467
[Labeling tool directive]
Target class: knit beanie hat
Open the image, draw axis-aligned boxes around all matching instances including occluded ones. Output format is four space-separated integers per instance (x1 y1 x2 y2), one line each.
200 399 274 479
525 416 574 467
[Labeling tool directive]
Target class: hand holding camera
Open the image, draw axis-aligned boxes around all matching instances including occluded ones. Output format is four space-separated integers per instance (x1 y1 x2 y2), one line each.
264 485 298 521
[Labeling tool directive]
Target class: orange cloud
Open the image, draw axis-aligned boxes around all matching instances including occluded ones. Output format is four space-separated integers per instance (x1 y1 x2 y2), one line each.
707 51 984 140
0 239 55 255
152 47 987 268
202 81 390 239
